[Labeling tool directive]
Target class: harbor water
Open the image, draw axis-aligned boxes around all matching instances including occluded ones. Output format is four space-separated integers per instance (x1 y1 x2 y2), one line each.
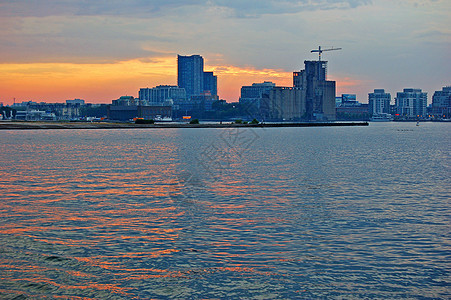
0 122 449 299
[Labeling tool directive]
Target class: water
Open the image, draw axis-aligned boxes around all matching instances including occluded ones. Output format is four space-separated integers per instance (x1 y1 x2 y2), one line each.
0 122 449 299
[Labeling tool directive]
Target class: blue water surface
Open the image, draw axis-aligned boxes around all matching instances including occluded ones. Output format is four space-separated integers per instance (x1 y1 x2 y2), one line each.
0 122 449 299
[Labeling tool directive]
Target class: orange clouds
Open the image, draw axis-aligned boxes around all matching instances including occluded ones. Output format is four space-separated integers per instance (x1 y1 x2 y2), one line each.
0 57 296 104
0 57 177 104
210 64 292 101
0 56 365 104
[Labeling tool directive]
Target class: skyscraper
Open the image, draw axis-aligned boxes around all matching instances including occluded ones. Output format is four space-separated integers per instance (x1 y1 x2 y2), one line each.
293 61 336 120
203 71 217 97
368 89 391 116
177 54 204 99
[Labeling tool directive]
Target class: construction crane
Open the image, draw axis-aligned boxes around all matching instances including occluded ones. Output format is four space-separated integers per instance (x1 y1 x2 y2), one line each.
311 46 342 61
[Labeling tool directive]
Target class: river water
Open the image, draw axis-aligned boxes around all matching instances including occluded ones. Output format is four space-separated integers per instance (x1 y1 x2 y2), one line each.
0 122 449 299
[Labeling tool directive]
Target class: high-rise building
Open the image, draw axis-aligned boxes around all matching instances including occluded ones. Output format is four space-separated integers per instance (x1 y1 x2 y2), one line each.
203 71 217 97
395 88 427 118
431 86 451 118
368 89 391 115
139 85 186 105
177 54 204 99
293 61 336 120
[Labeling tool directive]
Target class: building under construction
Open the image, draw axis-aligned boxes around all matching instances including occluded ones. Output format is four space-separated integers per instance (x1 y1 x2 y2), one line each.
260 60 336 121
293 60 336 121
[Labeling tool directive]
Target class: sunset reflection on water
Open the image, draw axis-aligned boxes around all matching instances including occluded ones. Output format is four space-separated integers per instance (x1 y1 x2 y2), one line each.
0 125 450 298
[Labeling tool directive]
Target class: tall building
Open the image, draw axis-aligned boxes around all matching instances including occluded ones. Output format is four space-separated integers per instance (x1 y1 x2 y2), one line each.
139 85 186 105
368 89 391 115
203 71 217 97
396 88 427 118
293 61 336 120
177 54 204 99
431 86 451 118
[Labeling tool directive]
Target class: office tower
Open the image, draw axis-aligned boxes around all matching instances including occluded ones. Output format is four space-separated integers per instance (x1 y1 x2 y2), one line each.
396 88 427 118
431 86 451 118
203 71 217 97
293 61 336 120
139 85 186 105
368 89 391 115
177 54 204 99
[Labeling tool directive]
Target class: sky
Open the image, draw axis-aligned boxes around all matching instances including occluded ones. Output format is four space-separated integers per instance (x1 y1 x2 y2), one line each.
0 0 450 104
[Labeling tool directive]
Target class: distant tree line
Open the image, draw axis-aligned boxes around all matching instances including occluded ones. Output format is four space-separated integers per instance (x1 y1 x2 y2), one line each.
336 112 370 121
79 105 108 118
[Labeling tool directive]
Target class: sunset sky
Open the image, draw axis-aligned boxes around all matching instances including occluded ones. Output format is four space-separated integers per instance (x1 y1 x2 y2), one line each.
0 0 450 104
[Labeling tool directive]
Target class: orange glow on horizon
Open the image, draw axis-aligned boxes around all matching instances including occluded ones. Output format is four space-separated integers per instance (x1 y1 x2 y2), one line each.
0 57 293 104
0 57 365 104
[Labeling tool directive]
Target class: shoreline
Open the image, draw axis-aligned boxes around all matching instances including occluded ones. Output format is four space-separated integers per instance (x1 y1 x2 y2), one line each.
0 121 369 130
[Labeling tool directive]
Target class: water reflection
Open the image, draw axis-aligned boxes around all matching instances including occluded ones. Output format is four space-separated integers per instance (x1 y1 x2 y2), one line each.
0 124 450 298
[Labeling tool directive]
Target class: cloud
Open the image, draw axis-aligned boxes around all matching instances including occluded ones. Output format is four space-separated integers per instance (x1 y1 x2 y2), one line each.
210 0 372 17
0 0 371 18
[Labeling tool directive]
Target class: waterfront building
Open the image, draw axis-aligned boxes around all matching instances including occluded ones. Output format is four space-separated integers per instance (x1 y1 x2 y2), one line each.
239 82 276 118
203 72 218 97
177 54 218 101
13 101 82 120
15 110 56 121
336 104 370 121
108 96 172 121
336 94 359 107
335 94 369 120
368 89 391 116
261 87 306 121
395 88 427 118
431 86 451 119
293 61 336 120
112 96 140 106
177 54 204 99
139 85 186 105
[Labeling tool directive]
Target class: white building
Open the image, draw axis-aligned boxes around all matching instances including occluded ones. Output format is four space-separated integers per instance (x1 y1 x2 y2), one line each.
139 85 186 105
368 89 391 116
396 88 427 118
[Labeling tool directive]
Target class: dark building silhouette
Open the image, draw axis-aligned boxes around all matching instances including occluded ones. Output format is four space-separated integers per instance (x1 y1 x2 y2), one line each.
261 87 306 121
203 71 218 97
293 61 336 120
108 96 172 121
431 86 451 118
177 54 204 99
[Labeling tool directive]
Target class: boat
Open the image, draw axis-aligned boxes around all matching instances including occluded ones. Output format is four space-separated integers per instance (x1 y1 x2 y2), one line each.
370 113 393 122
154 115 173 122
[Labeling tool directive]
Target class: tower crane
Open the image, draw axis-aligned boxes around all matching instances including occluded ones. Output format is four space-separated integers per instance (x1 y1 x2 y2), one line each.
311 46 342 61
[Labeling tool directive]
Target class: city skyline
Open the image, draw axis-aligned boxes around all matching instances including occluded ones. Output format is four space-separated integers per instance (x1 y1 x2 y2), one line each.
0 0 450 104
